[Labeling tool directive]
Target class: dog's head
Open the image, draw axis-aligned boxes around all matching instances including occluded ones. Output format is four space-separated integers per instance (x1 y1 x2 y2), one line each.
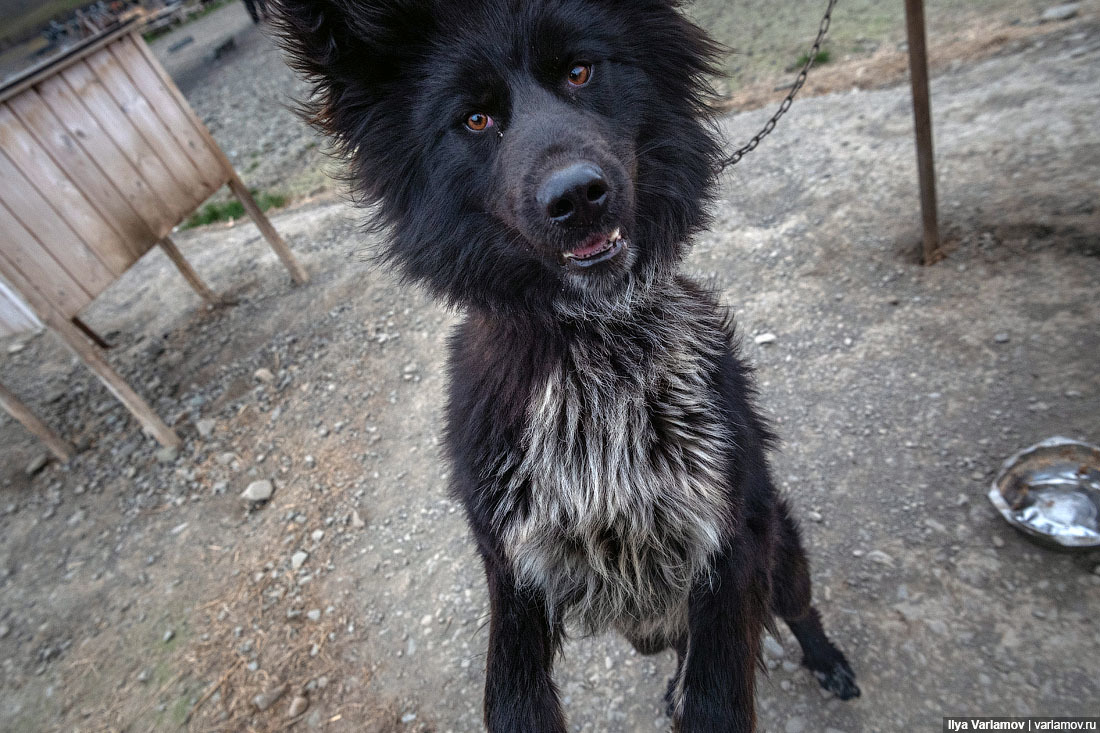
274 0 722 316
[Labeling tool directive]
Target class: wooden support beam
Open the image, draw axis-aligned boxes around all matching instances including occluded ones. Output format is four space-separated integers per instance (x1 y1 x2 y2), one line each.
72 316 111 349
0 250 180 448
158 236 226 305
49 313 181 448
904 0 942 264
0 381 73 461
227 175 309 285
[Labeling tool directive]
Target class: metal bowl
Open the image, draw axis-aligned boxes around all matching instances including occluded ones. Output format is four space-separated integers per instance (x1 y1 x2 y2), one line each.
988 437 1100 551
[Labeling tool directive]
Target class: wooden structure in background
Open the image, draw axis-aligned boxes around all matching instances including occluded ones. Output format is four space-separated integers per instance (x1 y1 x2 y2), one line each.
904 0 941 263
0 22 309 457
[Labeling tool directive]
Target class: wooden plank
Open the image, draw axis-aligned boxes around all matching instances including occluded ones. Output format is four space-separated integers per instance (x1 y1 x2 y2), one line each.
60 60 194 224
35 74 176 239
7 91 154 260
0 245 179 448
904 0 942 264
0 103 133 275
131 34 308 284
0 22 136 104
0 200 89 316
0 149 115 302
129 33 235 179
84 48 215 208
0 381 73 461
228 176 309 285
158 236 225 305
109 36 226 194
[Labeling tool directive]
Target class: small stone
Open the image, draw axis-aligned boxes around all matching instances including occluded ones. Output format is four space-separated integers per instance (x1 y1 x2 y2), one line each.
311 530 325 542
25 454 49 476
1040 3 1079 22
7 341 25 354
994 333 1010 344
786 716 806 733
421 614 433 626
754 332 778 346
867 550 894 567
155 446 179 464
196 419 217 439
1091 564 1100 577
350 510 366 529
807 510 823 523
254 368 276 383
924 518 947 533
163 629 175 643
288 695 310 718
136 668 151 683
956 494 970 506
67 509 86 526
763 635 785 659
242 480 274 503
992 535 1005 548
401 712 417 724
252 682 289 712
0 623 10 639
970 471 985 481
292 551 309 570
306 609 321 622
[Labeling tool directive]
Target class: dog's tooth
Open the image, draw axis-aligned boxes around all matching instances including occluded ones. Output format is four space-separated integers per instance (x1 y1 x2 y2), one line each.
611 228 621 242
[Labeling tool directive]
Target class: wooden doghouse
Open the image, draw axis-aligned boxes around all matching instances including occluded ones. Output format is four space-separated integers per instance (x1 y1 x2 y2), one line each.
0 21 308 459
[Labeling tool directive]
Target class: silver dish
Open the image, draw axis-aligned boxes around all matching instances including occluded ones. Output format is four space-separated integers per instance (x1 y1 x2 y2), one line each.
988 437 1100 550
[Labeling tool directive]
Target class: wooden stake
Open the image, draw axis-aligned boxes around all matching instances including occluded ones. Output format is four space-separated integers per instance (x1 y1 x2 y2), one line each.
0 381 73 461
227 175 309 285
158 236 225 305
49 313 181 448
904 0 942 264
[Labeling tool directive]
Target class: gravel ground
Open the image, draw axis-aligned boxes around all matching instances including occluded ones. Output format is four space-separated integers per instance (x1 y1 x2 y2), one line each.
1 4 1099 732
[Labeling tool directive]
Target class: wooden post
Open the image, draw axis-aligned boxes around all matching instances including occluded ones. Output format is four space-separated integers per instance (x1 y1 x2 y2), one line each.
49 313 181 448
904 0 942 264
72 316 111 349
227 175 310 285
158 236 226 305
0 251 180 448
0 381 73 461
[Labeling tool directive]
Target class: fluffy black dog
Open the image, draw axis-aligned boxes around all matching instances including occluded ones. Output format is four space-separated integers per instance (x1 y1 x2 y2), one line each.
273 1 859 730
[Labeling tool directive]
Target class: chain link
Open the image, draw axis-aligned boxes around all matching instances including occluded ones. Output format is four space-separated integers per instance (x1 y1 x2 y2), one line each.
715 0 837 172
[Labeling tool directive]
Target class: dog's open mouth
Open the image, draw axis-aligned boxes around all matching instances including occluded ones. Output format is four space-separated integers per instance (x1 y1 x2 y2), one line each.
562 229 626 268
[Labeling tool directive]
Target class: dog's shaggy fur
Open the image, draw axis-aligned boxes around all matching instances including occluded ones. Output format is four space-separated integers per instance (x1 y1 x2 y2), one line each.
273 1 860 729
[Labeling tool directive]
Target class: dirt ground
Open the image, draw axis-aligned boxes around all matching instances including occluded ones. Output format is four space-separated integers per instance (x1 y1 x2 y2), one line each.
1 2 1099 731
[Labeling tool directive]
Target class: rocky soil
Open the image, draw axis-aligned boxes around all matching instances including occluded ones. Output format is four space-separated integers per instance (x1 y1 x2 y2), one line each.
0 2 1098 731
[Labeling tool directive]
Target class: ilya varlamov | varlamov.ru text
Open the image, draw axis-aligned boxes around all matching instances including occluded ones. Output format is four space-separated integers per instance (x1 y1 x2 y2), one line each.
944 719 1100 732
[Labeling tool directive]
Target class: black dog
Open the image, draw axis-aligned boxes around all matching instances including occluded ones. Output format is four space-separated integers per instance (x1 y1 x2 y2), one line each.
273 1 859 729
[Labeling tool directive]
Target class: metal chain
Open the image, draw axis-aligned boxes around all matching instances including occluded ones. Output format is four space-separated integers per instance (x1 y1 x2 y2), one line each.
715 0 837 172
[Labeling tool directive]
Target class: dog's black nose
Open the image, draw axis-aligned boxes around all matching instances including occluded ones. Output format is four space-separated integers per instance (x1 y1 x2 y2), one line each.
537 162 609 226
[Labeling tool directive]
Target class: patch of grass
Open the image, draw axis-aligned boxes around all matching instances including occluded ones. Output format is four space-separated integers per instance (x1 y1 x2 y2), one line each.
794 48 832 68
183 190 286 229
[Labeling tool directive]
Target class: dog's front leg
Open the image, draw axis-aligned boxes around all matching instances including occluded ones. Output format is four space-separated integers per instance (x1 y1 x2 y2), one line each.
674 541 769 733
483 566 566 733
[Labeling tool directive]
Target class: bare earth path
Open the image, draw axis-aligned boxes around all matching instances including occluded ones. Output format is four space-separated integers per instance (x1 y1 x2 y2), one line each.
0 3 1098 732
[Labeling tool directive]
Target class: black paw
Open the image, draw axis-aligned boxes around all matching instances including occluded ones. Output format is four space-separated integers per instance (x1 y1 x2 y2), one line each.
807 656 860 700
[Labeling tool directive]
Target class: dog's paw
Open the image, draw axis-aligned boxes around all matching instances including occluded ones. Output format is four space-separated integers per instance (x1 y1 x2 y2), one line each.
808 657 861 700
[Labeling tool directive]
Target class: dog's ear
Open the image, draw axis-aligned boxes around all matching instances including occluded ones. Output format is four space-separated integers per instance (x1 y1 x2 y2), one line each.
270 0 436 201
271 0 433 85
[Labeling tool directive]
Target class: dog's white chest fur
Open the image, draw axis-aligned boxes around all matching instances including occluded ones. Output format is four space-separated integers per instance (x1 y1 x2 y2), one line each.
494 287 733 636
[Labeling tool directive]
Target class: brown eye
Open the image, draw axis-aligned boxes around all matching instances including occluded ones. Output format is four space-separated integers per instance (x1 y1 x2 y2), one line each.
465 113 493 132
567 63 592 87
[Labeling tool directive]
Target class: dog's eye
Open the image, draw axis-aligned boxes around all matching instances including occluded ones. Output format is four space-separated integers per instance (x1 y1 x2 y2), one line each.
567 63 592 87
465 113 493 132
